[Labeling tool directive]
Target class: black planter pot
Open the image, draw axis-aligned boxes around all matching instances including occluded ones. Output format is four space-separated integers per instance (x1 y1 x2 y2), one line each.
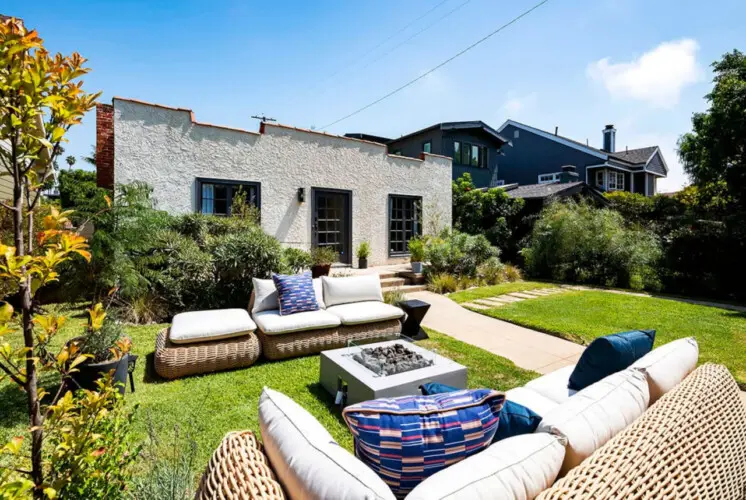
311 264 331 278
358 258 368 269
69 354 130 395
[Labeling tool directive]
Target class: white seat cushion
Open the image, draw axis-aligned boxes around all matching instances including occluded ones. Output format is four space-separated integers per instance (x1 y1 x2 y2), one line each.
252 309 340 335
170 309 256 344
406 433 566 500
253 277 325 313
524 365 577 404
259 388 396 500
631 337 698 403
505 387 559 418
326 301 404 325
322 275 383 307
537 368 649 475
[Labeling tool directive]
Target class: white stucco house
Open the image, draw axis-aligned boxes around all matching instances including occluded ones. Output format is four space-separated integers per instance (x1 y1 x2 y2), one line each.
95 98 452 266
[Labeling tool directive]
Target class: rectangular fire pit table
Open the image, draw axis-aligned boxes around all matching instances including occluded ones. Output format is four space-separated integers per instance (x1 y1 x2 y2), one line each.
320 339 467 407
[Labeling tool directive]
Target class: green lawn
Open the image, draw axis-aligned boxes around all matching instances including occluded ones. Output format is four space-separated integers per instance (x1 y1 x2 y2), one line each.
0 306 538 481
466 289 746 387
449 281 556 304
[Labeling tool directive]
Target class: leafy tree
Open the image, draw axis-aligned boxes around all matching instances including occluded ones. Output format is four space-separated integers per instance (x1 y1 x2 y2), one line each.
679 50 746 210
64 156 75 169
0 18 101 497
58 169 108 223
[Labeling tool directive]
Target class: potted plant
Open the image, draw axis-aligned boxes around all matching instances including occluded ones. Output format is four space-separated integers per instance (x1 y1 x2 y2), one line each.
356 241 371 269
69 303 132 395
408 238 426 274
310 246 338 278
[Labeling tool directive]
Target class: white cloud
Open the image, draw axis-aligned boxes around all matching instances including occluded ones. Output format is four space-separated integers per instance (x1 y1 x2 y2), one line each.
587 39 702 108
500 92 538 115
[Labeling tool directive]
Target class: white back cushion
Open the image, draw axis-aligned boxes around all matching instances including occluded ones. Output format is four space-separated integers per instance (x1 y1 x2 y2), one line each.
524 365 577 404
505 387 559 418
406 433 566 500
170 309 256 344
537 368 649 476
258 388 395 500
322 275 383 307
252 278 278 313
253 277 325 312
631 337 698 403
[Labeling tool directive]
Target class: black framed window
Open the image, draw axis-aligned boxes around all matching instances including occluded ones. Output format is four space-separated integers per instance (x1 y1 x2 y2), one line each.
452 141 461 162
197 178 260 215
454 141 486 168
422 141 432 153
388 195 422 256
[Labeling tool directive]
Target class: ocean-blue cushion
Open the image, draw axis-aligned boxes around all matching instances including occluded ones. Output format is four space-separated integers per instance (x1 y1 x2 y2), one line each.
568 329 656 391
342 389 504 497
420 382 541 442
271 271 319 316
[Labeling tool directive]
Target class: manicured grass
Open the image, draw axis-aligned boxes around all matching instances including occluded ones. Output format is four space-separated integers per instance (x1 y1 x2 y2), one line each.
449 281 556 304
0 306 538 481
471 290 746 387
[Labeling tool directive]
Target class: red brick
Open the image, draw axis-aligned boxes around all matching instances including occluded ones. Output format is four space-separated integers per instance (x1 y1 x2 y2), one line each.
96 103 114 189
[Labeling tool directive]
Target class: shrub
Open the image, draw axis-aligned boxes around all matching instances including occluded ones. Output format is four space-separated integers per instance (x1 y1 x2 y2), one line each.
58 169 109 223
282 247 312 274
425 230 500 279
504 264 522 282
477 257 506 285
522 201 662 290
407 238 426 262
383 289 406 306
356 241 371 259
427 273 459 294
210 227 284 308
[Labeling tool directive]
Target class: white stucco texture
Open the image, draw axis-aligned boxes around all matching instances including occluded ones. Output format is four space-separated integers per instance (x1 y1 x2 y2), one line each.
112 99 452 266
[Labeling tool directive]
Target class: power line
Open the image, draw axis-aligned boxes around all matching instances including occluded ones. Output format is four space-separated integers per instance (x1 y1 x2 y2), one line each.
299 0 452 97
320 0 552 130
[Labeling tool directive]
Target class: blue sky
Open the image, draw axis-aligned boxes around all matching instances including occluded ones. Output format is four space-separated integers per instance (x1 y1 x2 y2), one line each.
6 0 745 191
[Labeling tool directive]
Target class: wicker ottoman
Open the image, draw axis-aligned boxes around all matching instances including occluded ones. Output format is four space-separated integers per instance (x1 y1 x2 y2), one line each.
196 431 285 500
154 328 261 380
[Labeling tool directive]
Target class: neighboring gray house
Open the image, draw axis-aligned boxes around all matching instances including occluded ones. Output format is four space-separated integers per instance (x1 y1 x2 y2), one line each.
348 121 510 188
96 97 452 267
496 120 668 196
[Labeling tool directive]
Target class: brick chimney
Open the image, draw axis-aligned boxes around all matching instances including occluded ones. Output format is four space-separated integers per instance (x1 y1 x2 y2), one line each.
602 124 616 152
96 103 114 189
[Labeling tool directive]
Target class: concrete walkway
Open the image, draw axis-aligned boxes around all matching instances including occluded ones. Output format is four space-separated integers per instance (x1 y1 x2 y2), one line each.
406 290 584 374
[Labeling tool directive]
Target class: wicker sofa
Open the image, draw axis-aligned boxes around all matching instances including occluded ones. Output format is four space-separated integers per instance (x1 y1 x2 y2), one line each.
195 339 746 499
249 274 403 360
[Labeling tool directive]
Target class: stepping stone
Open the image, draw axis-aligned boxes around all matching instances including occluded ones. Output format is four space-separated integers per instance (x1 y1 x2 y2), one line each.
464 303 490 310
493 295 524 303
483 295 517 304
507 292 538 299
474 298 507 307
520 290 547 297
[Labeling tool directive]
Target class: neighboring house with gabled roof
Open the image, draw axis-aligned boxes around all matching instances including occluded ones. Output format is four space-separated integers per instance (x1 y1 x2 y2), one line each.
496 120 668 196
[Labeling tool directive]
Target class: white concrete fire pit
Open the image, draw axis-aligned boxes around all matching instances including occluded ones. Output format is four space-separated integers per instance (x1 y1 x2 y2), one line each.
319 339 467 406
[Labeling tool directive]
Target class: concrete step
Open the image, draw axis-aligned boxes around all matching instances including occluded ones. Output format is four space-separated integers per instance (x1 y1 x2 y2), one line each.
463 302 491 310
380 277 406 289
397 271 426 285
377 272 398 280
383 284 428 293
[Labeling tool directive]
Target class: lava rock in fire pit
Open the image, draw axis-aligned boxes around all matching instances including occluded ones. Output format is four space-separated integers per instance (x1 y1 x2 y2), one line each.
353 343 434 376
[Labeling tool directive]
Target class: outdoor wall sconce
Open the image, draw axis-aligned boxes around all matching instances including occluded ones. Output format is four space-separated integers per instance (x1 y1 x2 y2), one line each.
297 187 305 203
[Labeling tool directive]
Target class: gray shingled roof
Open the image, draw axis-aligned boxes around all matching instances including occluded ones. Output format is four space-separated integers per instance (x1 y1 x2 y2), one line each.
608 146 658 165
504 181 585 199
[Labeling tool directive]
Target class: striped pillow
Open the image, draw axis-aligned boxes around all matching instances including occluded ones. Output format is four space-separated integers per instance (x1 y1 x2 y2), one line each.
342 389 505 497
271 272 319 316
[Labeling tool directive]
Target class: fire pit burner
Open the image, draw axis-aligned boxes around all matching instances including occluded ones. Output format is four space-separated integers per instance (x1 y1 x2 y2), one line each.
352 343 434 376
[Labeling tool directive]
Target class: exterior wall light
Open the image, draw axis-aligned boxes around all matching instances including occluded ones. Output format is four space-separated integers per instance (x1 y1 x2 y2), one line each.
297 187 305 203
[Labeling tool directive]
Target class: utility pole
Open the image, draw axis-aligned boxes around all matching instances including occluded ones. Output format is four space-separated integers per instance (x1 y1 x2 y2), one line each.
251 114 277 123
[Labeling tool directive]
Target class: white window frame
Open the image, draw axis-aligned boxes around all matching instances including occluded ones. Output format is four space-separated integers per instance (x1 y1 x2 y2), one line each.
607 171 625 191
538 172 561 184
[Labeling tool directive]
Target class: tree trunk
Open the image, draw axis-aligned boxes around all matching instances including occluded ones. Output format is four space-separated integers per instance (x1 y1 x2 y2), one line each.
14 178 43 495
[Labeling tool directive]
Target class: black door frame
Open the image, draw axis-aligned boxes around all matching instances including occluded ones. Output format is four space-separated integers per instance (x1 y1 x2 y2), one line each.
311 187 353 265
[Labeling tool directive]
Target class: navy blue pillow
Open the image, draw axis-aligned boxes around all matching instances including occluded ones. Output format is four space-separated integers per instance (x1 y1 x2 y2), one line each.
568 329 656 391
271 271 319 316
419 382 541 441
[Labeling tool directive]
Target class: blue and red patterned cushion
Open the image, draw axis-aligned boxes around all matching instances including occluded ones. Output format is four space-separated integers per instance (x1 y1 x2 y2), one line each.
271 271 319 316
342 389 504 497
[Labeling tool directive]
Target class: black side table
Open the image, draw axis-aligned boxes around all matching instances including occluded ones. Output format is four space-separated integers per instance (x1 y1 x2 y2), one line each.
397 299 431 341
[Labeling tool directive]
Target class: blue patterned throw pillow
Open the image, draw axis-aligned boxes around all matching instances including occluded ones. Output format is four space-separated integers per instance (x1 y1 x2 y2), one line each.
271 271 319 316
342 389 504 497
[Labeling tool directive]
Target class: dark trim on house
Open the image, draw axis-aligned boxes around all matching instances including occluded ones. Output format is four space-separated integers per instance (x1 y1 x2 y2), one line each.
387 194 422 257
195 177 261 215
390 121 509 146
311 187 353 265
422 140 432 153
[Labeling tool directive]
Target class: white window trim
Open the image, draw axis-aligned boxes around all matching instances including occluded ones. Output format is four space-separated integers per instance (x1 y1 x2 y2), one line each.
538 172 561 184
607 171 625 191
